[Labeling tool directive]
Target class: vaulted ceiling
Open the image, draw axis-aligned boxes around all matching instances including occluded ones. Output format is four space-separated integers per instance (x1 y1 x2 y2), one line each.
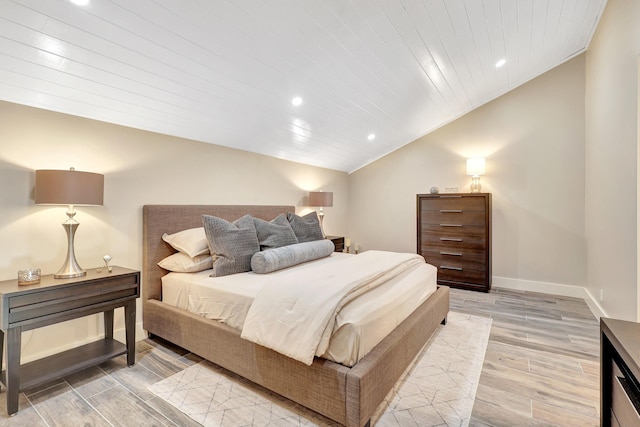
0 0 606 172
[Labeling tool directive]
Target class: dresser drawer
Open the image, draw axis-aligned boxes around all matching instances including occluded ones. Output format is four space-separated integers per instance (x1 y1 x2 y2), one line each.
420 226 486 250
422 250 486 271
420 210 486 226
420 196 486 211
437 268 487 286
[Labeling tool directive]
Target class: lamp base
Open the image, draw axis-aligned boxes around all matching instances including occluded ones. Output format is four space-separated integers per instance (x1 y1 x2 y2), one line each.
318 210 326 238
470 176 482 193
54 220 86 279
54 270 86 279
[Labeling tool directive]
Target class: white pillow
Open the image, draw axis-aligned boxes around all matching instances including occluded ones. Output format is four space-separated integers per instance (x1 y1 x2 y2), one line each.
162 227 209 257
158 252 214 273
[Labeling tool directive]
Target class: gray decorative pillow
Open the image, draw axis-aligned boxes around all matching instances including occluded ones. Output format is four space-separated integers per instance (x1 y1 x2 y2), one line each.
202 214 259 277
251 240 335 274
253 214 298 250
286 211 324 243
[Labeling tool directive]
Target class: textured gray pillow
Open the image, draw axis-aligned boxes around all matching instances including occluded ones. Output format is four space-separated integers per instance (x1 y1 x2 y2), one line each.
286 211 324 243
251 239 335 274
202 214 259 277
253 214 299 250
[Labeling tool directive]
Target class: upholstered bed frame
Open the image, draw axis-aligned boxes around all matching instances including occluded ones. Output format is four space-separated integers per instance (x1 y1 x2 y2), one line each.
142 205 449 427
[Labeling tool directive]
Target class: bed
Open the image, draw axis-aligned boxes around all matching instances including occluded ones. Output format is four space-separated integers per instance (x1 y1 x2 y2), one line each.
142 205 449 427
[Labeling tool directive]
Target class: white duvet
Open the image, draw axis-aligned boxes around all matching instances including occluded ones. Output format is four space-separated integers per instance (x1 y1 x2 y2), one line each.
161 251 437 366
240 250 427 365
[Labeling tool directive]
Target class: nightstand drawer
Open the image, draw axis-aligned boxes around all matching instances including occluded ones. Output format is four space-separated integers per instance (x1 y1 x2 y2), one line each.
611 358 640 427
9 285 138 326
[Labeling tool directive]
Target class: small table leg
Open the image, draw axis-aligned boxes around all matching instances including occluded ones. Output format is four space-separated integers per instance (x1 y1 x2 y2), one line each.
124 300 136 366
0 329 4 390
104 309 114 340
5 328 21 415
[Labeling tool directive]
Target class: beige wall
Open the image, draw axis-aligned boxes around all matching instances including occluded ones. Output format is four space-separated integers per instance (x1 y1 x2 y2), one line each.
0 101 349 361
349 55 587 289
4 0 640 360
585 0 640 320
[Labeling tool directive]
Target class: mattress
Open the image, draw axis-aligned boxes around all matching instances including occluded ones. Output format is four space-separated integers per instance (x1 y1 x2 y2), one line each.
161 252 438 366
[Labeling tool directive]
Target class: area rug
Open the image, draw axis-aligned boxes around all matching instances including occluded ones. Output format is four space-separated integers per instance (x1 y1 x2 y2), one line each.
148 311 491 426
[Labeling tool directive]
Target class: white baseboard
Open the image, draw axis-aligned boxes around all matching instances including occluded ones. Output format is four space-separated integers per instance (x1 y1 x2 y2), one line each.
492 276 606 319
113 321 148 343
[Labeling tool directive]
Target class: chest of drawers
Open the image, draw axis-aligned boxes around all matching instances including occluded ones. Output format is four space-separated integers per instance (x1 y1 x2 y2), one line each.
417 193 491 292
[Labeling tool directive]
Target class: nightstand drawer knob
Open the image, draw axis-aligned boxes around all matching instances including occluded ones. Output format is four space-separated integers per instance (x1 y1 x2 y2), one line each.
439 209 463 213
440 224 463 227
440 237 463 242
440 251 463 256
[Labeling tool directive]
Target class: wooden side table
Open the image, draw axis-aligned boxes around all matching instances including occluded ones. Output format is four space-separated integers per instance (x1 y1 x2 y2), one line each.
325 235 345 252
601 317 640 426
0 266 140 415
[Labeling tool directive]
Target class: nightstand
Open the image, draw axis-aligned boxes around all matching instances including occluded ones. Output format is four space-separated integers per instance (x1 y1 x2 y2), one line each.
0 266 140 415
601 318 640 426
326 235 345 252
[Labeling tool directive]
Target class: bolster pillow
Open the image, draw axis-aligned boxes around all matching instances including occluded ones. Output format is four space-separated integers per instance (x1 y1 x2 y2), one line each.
251 239 335 274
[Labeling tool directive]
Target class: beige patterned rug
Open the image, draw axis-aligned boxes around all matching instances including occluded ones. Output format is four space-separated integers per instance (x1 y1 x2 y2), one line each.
149 311 491 426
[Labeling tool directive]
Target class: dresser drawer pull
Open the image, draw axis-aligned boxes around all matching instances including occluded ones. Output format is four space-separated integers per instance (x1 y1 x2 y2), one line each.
440 223 463 227
441 266 463 271
440 251 462 256
440 237 463 242
440 196 463 198
440 209 463 213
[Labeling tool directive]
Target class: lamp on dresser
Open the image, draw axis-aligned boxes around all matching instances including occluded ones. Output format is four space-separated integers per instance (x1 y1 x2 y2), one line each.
466 158 485 193
308 190 333 236
35 167 104 278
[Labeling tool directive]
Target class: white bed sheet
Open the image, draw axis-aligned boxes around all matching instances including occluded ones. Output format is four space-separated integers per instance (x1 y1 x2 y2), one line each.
161 252 438 366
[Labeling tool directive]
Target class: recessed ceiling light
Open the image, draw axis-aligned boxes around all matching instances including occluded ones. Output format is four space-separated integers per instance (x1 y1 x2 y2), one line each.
495 59 506 68
291 97 302 106
70 0 90 5
367 133 376 141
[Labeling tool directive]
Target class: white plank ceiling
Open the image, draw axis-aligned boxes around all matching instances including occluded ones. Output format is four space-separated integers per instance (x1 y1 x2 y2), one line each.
0 0 606 172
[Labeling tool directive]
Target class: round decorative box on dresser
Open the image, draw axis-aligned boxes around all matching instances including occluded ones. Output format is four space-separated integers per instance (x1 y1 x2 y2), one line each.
416 193 492 292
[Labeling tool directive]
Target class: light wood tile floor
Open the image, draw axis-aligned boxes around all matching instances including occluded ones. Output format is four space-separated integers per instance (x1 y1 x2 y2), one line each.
0 287 600 426
450 288 600 427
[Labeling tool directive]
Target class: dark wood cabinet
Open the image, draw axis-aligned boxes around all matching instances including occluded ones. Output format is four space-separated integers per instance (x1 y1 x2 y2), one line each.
326 235 345 252
601 318 640 427
417 193 491 292
0 266 140 415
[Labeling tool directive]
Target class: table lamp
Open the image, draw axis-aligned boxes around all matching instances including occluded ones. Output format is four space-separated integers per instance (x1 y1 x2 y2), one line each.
35 168 104 278
466 158 485 193
308 191 333 236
